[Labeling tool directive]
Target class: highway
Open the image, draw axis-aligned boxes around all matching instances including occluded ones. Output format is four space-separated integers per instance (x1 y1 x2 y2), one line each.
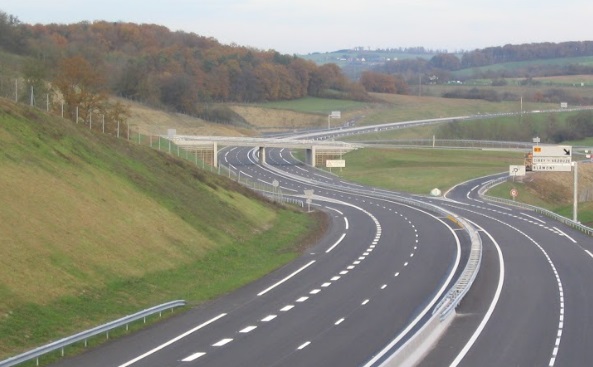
47 131 593 366
418 174 593 366
49 146 467 366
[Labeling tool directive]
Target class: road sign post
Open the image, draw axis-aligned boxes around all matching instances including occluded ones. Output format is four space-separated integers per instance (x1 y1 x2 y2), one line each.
510 188 518 201
304 189 314 212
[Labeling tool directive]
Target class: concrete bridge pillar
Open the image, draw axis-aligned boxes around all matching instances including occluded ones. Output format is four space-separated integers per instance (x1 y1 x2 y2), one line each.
212 142 218 167
306 146 317 167
258 146 266 165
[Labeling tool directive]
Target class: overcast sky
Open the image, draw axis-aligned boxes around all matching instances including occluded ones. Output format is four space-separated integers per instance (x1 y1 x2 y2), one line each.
3 0 593 54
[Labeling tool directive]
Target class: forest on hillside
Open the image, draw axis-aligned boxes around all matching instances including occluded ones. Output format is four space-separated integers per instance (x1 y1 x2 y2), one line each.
0 10 373 123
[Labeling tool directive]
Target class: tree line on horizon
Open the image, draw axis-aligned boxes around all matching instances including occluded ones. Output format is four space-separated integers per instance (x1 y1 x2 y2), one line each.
0 10 378 122
2 10 593 121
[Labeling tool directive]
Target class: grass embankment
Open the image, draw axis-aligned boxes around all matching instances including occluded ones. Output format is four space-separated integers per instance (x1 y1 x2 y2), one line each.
0 100 323 359
335 148 524 194
487 166 593 226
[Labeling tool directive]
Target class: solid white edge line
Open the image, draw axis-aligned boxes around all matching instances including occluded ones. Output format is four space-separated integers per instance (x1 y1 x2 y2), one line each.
257 260 316 296
324 206 344 215
118 313 227 367
344 217 350 230
449 221 505 367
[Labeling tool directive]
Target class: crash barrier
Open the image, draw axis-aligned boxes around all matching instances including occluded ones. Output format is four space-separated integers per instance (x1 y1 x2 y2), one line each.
479 177 593 237
375 198 482 367
0 300 186 367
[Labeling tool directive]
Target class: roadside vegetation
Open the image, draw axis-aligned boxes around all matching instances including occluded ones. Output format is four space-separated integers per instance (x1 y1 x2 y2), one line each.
0 100 324 359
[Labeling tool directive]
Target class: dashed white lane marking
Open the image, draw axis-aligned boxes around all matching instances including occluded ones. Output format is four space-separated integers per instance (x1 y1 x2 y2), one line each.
331 276 340 281
280 305 294 312
257 260 316 296
344 217 349 230
240 326 257 333
553 227 577 243
261 315 277 322
296 297 309 302
381 284 387 290
182 352 206 362
521 212 546 224
212 338 233 347
298 341 311 350
118 313 227 367
326 233 346 253
322 282 332 287
335 318 345 325
586 250 593 259
310 289 321 294
362 299 370 305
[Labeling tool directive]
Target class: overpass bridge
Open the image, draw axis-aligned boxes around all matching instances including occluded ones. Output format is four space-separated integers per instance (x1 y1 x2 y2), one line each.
169 135 361 167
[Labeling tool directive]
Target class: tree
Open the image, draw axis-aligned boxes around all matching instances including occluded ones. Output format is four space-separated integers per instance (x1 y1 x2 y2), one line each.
429 53 460 70
53 56 107 123
360 71 396 93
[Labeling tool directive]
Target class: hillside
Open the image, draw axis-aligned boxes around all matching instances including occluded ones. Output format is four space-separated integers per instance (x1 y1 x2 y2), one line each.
0 99 322 358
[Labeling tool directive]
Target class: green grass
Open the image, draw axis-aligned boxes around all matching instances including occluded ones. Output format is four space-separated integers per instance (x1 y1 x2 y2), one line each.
344 109 593 145
486 180 593 226
0 100 321 359
336 148 523 194
451 56 593 79
256 97 370 114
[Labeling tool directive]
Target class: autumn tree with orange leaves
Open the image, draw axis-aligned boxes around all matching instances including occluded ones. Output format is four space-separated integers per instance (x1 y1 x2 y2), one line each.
53 56 129 133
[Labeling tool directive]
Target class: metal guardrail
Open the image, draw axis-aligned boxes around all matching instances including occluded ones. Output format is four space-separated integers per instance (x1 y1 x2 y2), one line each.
0 300 186 367
479 176 593 237
431 215 482 320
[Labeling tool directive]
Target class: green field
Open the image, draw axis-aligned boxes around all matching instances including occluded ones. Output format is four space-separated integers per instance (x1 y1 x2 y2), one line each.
451 56 593 79
0 100 320 360
336 148 523 194
333 147 592 226
344 109 593 146
257 97 371 114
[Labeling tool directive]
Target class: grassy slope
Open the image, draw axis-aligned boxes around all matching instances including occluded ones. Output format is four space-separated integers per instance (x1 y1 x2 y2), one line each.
0 100 321 358
487 166 593 226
